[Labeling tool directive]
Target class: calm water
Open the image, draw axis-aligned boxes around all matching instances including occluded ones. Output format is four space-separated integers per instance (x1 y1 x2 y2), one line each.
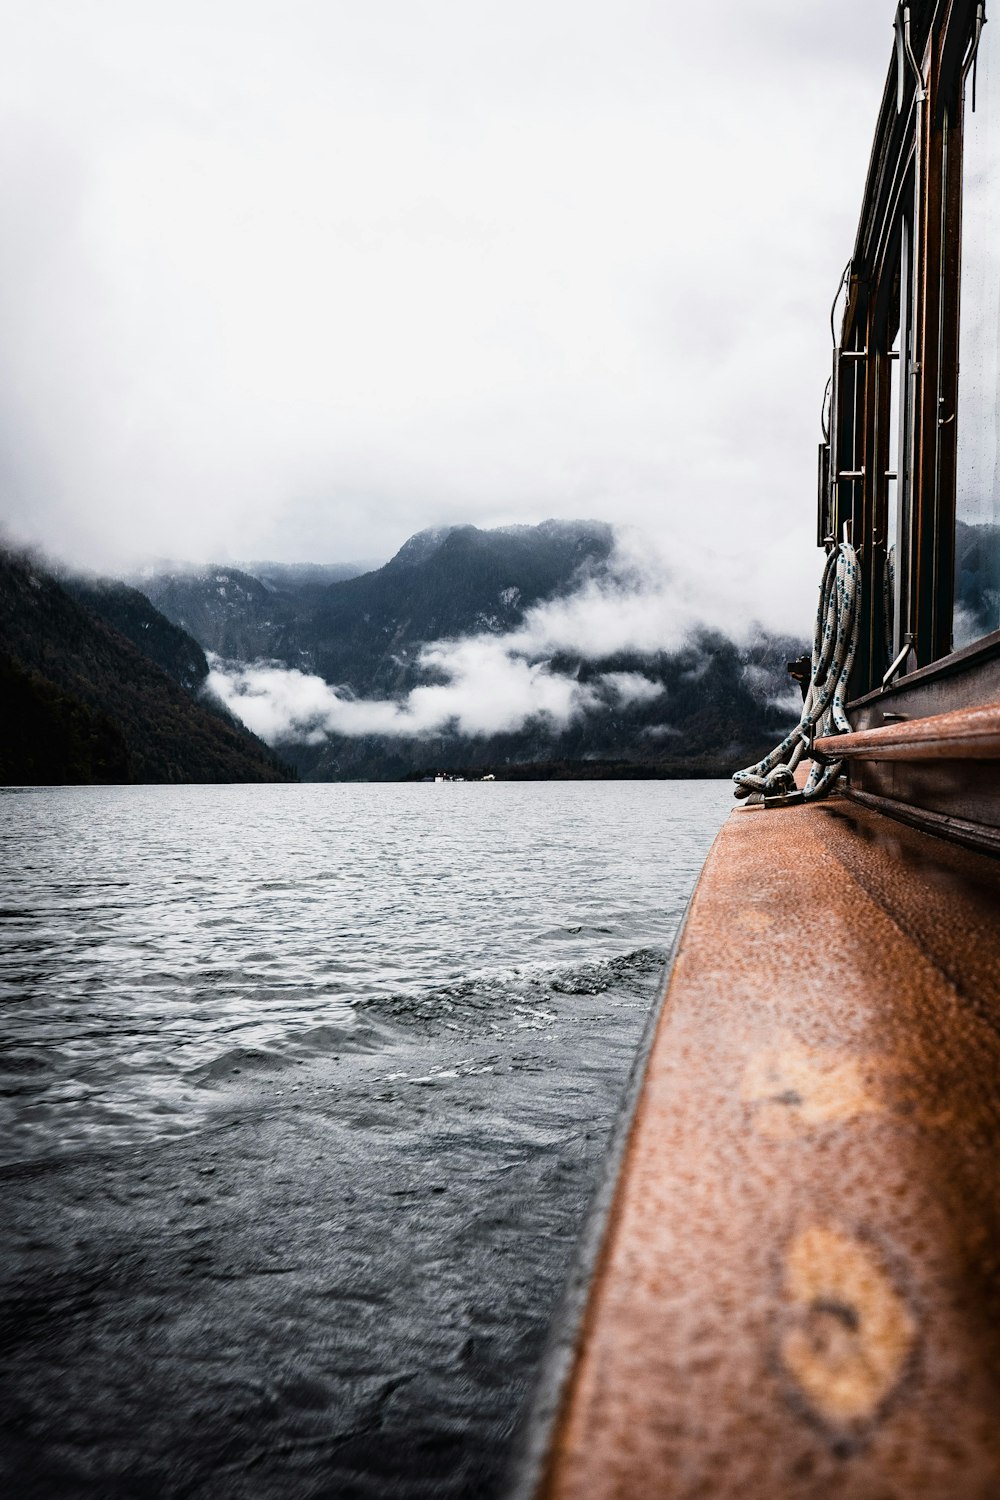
0 780 729 1498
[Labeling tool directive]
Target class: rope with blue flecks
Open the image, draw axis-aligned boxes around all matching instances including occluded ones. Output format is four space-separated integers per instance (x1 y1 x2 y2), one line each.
732 540 860 806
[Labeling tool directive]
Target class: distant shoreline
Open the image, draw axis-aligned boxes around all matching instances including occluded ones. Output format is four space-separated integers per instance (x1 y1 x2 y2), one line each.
402 758 740 783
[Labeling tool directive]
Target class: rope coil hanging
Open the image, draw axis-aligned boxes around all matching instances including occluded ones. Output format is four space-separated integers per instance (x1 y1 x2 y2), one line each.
733 540 860 807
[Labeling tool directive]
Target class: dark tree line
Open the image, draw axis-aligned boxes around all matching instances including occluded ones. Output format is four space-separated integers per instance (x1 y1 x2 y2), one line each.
0 550 294 786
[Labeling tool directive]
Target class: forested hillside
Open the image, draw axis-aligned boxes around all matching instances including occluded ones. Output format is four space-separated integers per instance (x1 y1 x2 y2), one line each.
64 577 211 694
0 550 293 785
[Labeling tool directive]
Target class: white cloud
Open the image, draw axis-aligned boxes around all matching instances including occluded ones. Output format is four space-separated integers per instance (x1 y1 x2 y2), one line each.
207 641 601 745
598 672 664 707
0 0 892 626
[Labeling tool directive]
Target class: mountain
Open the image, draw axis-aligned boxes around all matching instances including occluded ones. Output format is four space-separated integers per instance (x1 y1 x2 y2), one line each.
275 519 617 693
0 655 130 786
136 560 369 660
137 565 297 660
140 522 616 689
129 521 804 782
248 561 370 593
63 577 210 694
0 549 293 785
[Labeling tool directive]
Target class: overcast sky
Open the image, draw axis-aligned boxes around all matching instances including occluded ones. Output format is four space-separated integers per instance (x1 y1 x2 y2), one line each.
0 1 894 624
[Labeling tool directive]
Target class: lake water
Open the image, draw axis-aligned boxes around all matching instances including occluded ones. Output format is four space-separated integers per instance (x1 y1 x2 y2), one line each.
0 780 730 1499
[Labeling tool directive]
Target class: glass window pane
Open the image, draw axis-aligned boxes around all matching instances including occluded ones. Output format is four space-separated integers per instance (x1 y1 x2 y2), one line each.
884 328 900 662
881 238 906 667
954 28 1000 648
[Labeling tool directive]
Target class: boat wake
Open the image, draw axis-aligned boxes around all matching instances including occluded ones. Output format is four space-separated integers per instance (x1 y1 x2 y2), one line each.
354 946 666 1036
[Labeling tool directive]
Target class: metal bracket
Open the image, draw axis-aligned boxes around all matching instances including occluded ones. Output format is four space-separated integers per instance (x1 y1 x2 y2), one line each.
881 632 915 689
899 4 927 102
963 2 988 111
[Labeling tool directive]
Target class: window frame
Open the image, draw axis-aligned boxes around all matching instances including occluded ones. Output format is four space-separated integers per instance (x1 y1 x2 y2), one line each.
831 0 988 705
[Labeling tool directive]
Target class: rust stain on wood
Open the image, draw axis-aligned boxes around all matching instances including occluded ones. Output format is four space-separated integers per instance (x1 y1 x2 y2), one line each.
742 1038 885 1138
779 1223 916 1429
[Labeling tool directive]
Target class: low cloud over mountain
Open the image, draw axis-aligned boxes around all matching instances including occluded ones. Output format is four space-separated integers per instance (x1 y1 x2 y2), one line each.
207 649 665 745
138 520 806 780
204 526 760 746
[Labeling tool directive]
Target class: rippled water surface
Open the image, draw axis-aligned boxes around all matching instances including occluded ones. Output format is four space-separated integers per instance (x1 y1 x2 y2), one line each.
0 780 729 1498
1 781 728 1164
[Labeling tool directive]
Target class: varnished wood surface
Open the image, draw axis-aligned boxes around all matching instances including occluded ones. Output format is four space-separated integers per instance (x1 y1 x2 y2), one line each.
815 700 1000 761
518 797 1000 1500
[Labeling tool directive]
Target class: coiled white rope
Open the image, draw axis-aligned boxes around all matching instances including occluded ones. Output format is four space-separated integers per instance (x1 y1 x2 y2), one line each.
732 540 860 806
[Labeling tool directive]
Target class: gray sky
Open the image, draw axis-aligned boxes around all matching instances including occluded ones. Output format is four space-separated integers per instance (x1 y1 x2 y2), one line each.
1 1 893 626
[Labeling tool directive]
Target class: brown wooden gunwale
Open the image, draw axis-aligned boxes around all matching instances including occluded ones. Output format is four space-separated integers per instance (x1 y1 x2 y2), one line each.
511 794 1000 1500
814 699 1000 760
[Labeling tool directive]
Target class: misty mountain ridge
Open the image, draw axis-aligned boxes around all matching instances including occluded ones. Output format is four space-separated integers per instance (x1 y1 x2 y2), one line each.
138 520 616 687
277 519 617 694
0 548 292 785
131 519 804 782
123 559 367 661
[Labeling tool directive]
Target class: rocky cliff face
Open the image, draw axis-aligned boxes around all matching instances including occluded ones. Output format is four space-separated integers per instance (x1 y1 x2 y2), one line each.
137 561 368 660
137 566 295 661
